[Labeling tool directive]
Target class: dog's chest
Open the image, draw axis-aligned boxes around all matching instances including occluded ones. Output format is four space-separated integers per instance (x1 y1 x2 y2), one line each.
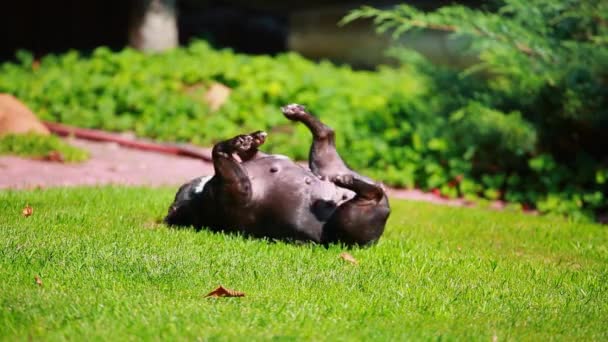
244 156 354 206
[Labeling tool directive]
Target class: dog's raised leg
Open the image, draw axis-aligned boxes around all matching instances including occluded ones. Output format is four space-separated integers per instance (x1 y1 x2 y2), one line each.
212 131 265 205
164 131 265 228
281 104 349 178
281 103 390 246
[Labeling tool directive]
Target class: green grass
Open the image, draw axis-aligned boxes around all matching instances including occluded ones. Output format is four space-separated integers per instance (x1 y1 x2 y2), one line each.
0 133 88 162
1 187 606 341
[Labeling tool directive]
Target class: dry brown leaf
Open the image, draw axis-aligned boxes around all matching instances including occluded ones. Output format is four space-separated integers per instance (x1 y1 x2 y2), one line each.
34 275 43 287
22 204 33 217
204 285 245 298
44 150 64 163
339 252 359 265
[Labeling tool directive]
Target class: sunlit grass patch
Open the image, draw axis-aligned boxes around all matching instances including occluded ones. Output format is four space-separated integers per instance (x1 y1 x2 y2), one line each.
1 187 606 340
0 133 88 162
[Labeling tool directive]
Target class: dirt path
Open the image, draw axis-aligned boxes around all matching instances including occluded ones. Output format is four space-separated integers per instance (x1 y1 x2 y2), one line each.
0 136 490 208
0 138 214 189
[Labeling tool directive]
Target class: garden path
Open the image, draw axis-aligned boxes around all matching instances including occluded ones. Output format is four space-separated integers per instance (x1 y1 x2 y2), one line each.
0 136 498 209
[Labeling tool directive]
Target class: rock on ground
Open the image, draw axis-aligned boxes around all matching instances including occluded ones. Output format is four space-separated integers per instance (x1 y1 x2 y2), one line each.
0 94 50 136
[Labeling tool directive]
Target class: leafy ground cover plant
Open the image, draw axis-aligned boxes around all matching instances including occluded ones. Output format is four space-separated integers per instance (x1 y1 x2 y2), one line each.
0 43 424 162
1 187 607 340
0 133 88 162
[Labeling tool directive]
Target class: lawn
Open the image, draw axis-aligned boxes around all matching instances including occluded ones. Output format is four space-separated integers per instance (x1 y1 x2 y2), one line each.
1 187 606 341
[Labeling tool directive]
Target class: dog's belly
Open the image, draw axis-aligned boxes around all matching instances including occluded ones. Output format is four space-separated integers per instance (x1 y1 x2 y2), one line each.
241 156 355 242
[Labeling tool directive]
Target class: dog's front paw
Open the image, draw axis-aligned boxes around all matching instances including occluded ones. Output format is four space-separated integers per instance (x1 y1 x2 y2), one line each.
250 130 268 147
231 135 253 152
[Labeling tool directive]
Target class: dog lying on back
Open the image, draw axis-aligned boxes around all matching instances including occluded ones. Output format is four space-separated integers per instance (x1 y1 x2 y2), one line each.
164 104 390 246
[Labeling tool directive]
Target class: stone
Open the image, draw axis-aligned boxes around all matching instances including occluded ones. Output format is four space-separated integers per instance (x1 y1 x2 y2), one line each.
204 83 231 111
0 94 49 136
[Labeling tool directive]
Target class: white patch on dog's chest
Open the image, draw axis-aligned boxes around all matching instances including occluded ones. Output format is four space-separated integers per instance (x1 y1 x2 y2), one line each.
194 175 212 193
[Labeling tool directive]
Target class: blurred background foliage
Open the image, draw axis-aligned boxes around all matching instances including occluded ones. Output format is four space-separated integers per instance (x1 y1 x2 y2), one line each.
343 0 608 220
0 0 606 221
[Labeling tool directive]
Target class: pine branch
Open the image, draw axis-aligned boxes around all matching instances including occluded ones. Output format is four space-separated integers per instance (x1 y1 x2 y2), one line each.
342 6 542 58
412 18 538 58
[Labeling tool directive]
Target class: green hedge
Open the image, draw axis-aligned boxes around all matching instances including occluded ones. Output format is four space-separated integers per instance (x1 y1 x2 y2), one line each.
0 33 605 220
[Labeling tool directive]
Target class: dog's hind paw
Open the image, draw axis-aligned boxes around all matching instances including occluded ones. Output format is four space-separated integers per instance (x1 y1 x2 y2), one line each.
281 103 308 120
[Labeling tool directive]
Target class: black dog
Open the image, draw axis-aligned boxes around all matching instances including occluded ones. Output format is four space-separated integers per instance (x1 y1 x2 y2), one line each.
164 104 390 246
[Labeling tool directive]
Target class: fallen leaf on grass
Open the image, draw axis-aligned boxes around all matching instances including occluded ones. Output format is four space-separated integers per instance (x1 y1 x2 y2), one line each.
339 252 359 265
28 184 45 191
34 275 43 287
143 219 164 230
204 285 245 298
22 204 33 217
